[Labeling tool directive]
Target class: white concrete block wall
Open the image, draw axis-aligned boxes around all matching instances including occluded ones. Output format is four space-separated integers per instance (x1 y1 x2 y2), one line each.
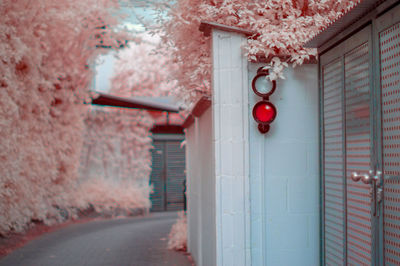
212 29 251 266
199 108 216 266
249 63 320 265
193 119 202 266
185 122 197 262
186 122 202 265
185 108 216 266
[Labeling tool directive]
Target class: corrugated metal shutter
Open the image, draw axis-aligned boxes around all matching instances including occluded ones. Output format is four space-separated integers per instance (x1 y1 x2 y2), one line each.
166 141 186 211
149 136 186 212
150 140 165 212
322 57 346 265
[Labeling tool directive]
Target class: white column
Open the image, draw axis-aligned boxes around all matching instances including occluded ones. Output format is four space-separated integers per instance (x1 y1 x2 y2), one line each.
211 29 251 266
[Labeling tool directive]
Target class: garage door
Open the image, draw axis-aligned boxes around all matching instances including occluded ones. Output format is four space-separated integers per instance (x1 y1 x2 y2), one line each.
150 136 186 212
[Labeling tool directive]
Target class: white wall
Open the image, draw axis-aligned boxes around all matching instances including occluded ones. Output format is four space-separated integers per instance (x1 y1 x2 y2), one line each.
186 29 251 266
186 108 216 266
186 29 319 266
249 63 320 265
185 123 199 263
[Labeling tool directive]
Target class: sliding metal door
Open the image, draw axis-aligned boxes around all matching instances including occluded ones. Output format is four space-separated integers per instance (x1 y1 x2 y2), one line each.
320 4 400 265
321 25 375 265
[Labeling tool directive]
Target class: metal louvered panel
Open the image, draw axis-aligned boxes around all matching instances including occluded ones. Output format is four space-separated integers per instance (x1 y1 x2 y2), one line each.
345 42 372 265
166 141 186 211
380 21 400 265
150 141 165 212
323 58 346 265
149 137 186 212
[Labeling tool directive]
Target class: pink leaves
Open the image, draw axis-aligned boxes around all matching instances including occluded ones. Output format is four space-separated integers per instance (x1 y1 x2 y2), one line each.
154 0 359 102
14 60 29 76
0 0 136 235
111 32 182 101
74 178 151 214
168 211 187 251
79 107 153 184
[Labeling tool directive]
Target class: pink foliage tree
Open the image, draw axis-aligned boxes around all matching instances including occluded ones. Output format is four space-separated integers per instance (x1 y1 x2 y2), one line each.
112 33 179 98
168 211 187 251
153 0 360 103
78 33 180 215
0 0 133 235
77 107 154 215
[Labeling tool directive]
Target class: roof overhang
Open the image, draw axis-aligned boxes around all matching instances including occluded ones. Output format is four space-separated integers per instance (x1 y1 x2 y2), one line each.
304 0 398 49
91 92 181 113
182 96 211 128
199 21 255 37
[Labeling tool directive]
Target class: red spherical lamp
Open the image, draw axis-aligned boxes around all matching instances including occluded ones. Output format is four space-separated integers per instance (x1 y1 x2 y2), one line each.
252 101 277 133
252 101 277 124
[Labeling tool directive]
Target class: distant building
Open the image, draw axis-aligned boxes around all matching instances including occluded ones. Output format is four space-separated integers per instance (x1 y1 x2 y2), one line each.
148 99 187 212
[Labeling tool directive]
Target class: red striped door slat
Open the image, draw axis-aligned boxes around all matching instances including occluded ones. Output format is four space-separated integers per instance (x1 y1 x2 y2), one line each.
323 58 345 265
345 42 372 265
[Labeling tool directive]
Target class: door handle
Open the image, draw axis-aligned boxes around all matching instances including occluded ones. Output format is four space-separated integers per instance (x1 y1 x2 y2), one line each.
362 174 374 184
373 170 383 217
374 170 382 187
350 172 362 182
351 170 383 216
350 170 374 184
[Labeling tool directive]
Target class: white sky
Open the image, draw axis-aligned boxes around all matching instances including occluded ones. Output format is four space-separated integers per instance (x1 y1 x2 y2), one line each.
94 1 160 93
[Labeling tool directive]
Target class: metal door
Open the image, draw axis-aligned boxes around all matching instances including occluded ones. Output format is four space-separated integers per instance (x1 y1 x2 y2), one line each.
376 5 400 265
320 4 400 265
150 138 186 212
321 25 374 265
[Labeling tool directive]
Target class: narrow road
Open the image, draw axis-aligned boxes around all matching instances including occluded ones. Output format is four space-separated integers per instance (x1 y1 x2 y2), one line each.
0 212 192 266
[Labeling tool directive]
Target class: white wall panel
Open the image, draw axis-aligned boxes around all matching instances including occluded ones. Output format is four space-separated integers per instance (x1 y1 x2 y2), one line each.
186 108 216 266
249 63 320 266
185 124 197 262
199 108 216 266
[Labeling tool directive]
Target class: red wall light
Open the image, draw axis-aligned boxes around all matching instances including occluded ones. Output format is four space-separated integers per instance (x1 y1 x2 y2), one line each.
251 67 278 134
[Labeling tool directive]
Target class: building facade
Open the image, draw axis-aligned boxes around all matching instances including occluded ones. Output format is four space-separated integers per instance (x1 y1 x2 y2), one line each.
184 23 319 265
184 0 400 265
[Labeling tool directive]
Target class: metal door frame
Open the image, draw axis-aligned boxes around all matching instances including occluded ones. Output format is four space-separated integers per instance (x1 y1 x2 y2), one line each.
319 3 400 264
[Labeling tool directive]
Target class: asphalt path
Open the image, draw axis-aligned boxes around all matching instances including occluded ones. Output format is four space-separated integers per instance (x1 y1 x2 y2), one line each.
0 212 192 266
